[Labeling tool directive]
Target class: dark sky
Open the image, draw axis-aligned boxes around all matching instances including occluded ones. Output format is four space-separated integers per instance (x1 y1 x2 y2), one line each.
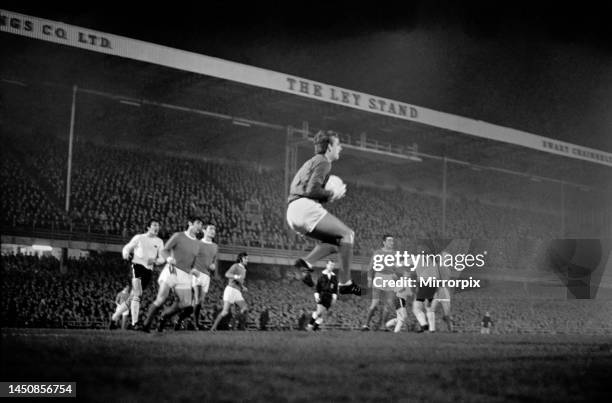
6 1 612 152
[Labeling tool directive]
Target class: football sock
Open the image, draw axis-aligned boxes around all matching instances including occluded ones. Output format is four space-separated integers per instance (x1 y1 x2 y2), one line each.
130 297 140 326
427 311 436 331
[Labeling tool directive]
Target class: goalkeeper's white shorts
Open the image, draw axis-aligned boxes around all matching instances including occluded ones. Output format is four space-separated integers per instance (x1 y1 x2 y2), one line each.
286 198 328 235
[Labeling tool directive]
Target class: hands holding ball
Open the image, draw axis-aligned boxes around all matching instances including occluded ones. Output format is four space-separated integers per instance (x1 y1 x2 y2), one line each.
325 175 346 202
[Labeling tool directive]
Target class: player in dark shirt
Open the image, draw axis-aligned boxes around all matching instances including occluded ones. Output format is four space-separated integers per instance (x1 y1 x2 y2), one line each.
210 252 249 331
307 260 339 331
142 216 203 333
286 130 361 296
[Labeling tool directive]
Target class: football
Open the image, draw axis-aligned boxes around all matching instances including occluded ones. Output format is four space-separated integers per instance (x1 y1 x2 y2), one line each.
324 175 346 201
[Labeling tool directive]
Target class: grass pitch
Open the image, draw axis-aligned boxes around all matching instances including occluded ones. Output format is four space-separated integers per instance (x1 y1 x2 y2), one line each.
1 328 611 402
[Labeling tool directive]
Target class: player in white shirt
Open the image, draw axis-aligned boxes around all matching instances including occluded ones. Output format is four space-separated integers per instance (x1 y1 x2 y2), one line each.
385 263 414 333
210 252 248 331
190 224 218 330
430 251 454 332
110 219 165 329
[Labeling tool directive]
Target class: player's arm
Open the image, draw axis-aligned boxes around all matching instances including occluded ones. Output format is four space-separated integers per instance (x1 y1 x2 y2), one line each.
161 233 180 265
209 251 218 272
153 239 166 266
189 255 200 277
305 159 334 202
122 235 140 260
225 265 242 281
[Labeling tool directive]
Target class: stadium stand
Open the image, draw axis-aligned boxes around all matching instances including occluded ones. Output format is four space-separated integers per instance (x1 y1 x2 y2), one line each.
1 135 563 261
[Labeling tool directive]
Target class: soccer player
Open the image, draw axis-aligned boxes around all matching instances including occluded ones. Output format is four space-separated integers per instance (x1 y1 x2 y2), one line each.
384 264 413 333
142 216 203 333
110 219 165 329
210 252 249 331
411 242 440 333
385 285 412 333
286 130 361 296
362 235 398 331
191 224 218 330
307 260 339 331
110 285 131 330
430 251 454 332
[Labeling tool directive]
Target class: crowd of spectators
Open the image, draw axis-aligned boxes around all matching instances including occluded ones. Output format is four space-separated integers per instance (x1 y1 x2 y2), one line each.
2 136 573 260
2 254 610 334
1 154 66 230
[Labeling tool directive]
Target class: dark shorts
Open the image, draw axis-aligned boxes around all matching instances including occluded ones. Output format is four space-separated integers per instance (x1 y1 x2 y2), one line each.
395 297 407 310
318 293 334 310
132 263 153 289
415 286 436 302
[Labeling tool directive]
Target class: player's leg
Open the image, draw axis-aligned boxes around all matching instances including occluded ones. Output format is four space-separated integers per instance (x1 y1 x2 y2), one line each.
111 300 129 327
170 287 194 330
385 317 398 330
379 291 395 330
130 276 143 327
316 304 327 330
441 301 453 332
308 304 326 331
426 300 436 332
392 295 406 333
142 282 170 332
194 274 210 330
394 305 408 333
307 213 359 295
211 301 232 331
363 294 380 330
412 299 429 332
192 284 201 329
235 299 248 330
121 309 129 330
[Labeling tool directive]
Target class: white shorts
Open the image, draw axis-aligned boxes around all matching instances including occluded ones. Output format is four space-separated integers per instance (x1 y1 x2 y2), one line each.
158 264 192 290
223 286 245 304
286 198 328 235
434 287 451 301
192 271 211 293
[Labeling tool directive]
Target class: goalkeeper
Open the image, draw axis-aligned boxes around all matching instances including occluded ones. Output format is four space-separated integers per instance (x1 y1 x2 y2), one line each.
286 130 361 296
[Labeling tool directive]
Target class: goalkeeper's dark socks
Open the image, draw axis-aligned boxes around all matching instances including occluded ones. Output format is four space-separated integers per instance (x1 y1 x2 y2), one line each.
338 241 354 283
